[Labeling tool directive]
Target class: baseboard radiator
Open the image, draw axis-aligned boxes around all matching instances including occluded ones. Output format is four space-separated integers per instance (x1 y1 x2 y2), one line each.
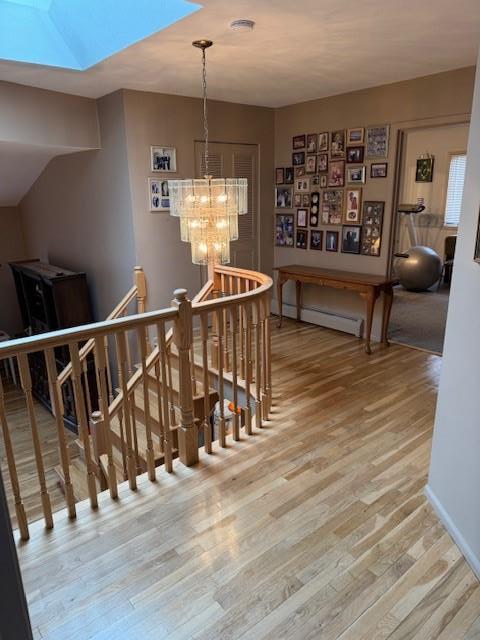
271 300 363 338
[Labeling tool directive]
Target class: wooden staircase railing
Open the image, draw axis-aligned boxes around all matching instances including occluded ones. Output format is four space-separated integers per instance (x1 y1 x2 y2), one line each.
0 265 272 541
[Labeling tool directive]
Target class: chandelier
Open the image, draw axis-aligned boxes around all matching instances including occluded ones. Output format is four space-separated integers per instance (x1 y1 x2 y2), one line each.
168 40 248 265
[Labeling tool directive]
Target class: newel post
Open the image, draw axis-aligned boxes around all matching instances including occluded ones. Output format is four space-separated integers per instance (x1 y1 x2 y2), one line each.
172 289 199 466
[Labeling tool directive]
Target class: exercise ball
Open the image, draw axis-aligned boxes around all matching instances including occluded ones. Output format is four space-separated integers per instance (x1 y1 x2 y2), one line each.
394 246 443 291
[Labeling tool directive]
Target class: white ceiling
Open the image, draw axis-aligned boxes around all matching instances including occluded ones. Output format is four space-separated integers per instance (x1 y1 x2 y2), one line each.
0 0 478 108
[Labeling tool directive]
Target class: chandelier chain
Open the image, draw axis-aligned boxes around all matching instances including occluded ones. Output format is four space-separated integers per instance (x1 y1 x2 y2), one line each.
202 47 209 176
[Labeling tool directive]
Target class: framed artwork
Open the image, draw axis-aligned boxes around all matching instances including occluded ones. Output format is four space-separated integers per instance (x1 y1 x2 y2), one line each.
295 177 310 192
370 162 388 178
366 125 390 158
293 134 306 149
323 189 344 224
292 151 305 166
311 174 320 186
302 193 310 207
310 191 320 225
306 155 317 174
416 157 434 182
306 133 317 153
318 153 328 173
149 178 170 211
326 230 339 252
328 160 345 187
151 146 176 172
347 165 366 184
297 208 308 228
320 175 328 188
293 193 302 207
346 146 365 164
276 167 285 185
310 230 323 250
275 186 293 208
341 225 362 254
361 201 384 256
296 229 308 249
318 132 329 152
347 127 364 145
330 130 346 159
475 207 480 263
344 188 362 224
285 166 294 184
275 214 294 247
295 166 306 177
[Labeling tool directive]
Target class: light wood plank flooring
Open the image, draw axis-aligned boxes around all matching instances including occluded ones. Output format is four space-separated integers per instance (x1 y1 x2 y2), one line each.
16 320 480 639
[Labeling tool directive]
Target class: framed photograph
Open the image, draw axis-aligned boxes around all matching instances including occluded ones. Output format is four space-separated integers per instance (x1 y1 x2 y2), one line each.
295 166 306 177
328 160 345 187
295 178 310 192
311 174 320 186
306 133 317 153
347 127 364 145
326 230 339 252
330 130 346 159
416 157 434 182
296 229 308 249
306 155 317 174
285 166 294 184
292 151 305 166
341 225 362 254
151 146 176 172
318 132 329 152
361 201 384 256
297 208 308 228
149 178 170 211
294 193 302 207
310 230 323 250
310 191 320 227
344 188 362 224
302 193 310 207
366 125 390 158
370 162 388 178
318 153 328 173
320 174 328 188
293 134 306 149
275 168 285 185
346 146 365 164
323 189 344 224
347 165 366 184
276 186 293 208
275 214 294 247
474 207 480 263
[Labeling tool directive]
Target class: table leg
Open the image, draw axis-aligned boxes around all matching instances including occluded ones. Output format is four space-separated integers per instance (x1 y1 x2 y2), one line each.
361 288 376 355
277 276 285 328
381 285 394 346
295 280 303 322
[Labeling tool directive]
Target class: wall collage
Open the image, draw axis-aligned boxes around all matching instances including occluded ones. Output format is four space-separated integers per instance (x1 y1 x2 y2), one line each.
275 125 389 256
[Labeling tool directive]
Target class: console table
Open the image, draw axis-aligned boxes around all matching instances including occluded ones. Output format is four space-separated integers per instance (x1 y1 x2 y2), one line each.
275 264 398 354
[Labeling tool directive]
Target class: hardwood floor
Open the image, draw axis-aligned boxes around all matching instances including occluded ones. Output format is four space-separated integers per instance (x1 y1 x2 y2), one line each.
15 320 480 639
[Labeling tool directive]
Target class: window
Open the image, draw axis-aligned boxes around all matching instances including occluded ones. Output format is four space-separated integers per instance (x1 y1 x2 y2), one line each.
444 154 467 226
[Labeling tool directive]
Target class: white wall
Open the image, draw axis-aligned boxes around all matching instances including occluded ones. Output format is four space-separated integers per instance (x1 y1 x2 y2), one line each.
427 50 480 579
0 206 26 335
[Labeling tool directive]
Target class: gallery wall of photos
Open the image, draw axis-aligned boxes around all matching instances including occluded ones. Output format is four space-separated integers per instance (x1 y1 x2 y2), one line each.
275 126 389 256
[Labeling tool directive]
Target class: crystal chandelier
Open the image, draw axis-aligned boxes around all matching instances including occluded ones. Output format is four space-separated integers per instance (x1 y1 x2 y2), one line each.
168 40 248 266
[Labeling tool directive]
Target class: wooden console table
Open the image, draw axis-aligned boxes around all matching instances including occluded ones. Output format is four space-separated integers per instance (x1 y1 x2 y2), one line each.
275 264 398 354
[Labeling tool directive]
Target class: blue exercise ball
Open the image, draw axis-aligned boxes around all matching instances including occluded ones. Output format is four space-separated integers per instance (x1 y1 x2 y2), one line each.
394 246 443 291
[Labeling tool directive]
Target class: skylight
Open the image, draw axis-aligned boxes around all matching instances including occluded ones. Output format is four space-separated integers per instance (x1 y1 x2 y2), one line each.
0 0 201 70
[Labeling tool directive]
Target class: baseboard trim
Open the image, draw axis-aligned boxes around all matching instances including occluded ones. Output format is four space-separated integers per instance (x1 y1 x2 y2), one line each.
271 300 365 338
425 484 480 580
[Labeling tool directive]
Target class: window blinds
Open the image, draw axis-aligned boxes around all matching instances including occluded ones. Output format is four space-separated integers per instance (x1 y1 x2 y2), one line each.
444 154 467 226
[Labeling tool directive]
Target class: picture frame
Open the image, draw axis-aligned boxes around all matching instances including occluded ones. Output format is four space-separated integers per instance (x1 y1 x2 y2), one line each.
310 191 320 226
285 166 294 184
297 208 308 228
347 165 366 184
149 178 170 211
330 130 346 159
318 132 329 152
275 186 293 208
293 193 302 207
361 201 384 256
302 193 310 207
328 160 345 187
151 146 177 172
293 134 306 150
295 166 306 177
344 188 362 224
306 155 317 174
275 167 285 185
296 229 308 249
292 151 305 166
347 127 364 145
275 214 295 247
346 146 365 164
311 174 320 186
323 189 344 224
416 157 434 182
474 206 480 263
320 175 328 188
366 125 390 158
341 225 362 254
295 177 310 192
325 230 339 252
306 133 317 153
310 230 323 250
318 153 328 173
370 162 388 178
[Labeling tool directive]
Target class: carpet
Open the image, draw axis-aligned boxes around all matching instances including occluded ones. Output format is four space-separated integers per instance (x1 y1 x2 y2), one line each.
388 285 450 354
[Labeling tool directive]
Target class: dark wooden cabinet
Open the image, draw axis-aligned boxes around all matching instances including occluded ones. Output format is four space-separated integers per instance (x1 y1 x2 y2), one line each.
10 259 95 432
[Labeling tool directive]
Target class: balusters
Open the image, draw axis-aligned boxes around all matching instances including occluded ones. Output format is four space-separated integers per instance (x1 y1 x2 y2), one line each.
190 345 198 395
153 361 165 454
0 367 29 540
134 328 156 482
115 408 128 481
104 336 114 404
254 299 263 428
230 304 240 441
200 313 212 454
115 331 137 490
166 350 177 427
238 279 245 380
263 295 272 418
158 323 173 472
135 266 152 353
242 302 252 435
215 307 226 447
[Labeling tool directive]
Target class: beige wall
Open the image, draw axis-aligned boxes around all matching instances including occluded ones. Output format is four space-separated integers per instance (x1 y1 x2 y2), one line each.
274 67 475 338
19 91 136 321
0 206 26 335
122 89 275 310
